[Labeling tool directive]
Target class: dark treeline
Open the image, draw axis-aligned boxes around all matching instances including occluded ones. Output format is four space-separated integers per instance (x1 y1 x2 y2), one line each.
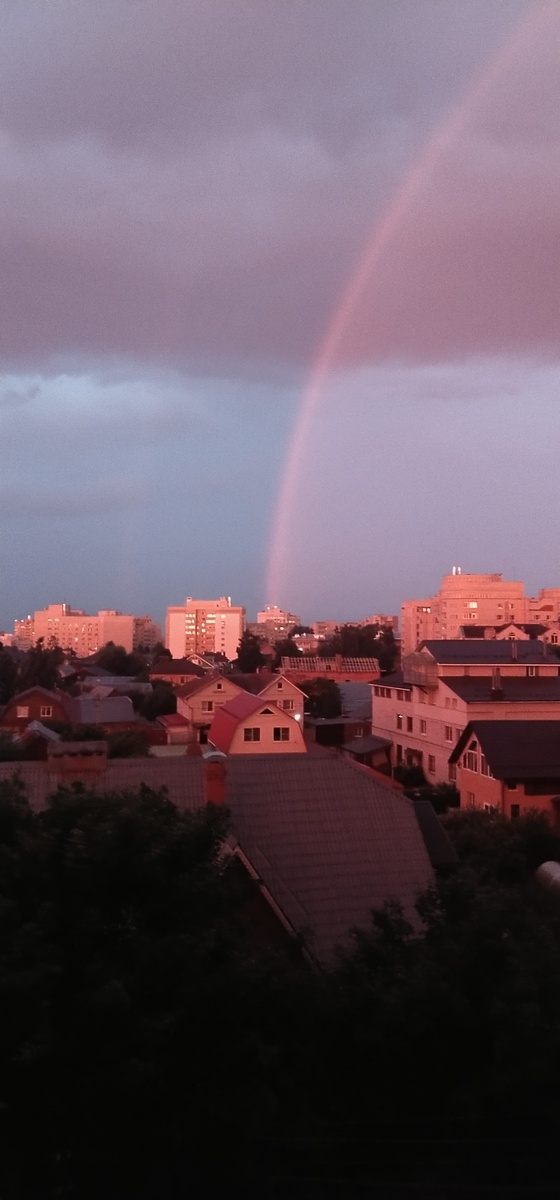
1 781 560 1196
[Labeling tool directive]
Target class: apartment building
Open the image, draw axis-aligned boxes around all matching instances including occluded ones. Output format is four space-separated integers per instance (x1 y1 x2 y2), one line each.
13 604 161 655
371 639 560 785
402 571 560 656
166 597 245 661
257 606 301 626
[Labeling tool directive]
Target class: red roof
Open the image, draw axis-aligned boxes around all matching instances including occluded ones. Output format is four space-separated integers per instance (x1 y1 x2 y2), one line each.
209 693 281 753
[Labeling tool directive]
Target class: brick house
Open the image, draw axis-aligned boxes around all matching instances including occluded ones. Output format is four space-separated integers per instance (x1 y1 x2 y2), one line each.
450 721 560 824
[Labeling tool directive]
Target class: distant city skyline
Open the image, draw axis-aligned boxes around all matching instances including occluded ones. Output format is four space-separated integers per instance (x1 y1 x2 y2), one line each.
1 2 558 628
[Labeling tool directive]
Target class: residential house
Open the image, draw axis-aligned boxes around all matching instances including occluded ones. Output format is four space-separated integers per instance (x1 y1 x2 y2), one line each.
0 750 439 966
176 674 244 736
0 687 68 733
209 693 307 754
150 658 206 685
228 671 306 724
371 640 560 784
449 721 560 825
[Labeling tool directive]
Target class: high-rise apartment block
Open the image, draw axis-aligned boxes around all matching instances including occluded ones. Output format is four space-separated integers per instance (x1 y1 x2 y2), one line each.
402 571 560 656
257 606 301 626
166 597 245 661
13 604 161 655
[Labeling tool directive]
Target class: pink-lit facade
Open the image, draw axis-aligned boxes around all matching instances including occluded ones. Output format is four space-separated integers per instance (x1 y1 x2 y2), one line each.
166 597 245 661
402 572 560 655
371 642 560 784
13 604 161 655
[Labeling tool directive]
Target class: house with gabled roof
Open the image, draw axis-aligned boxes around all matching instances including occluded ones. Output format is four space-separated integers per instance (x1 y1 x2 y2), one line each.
209 692 307 754
0 687 68 733
228 671 306 723
0 749 440 966
450 720 560 823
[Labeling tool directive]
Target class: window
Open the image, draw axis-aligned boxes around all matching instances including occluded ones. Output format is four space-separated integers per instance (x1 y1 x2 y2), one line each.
506 781 518 791
396 714 403 730
40 706 53 718
216 682 223 691
467 791 475 808
526 666 538 677
280 699 294 710
244 727 260 742
277 681 283 690
428 755 436 773
406 716 413 733
374 686 380 696
445 725 453 742
273 727 289 741
445 697 451 708
551 634 558 645
396 689 404 701
448 764 457 783
16 706 29 718
201 700 214 713
464 751 478 772
405 692 412 702
420 719 427 734
396 744 403 764
480 755 491 777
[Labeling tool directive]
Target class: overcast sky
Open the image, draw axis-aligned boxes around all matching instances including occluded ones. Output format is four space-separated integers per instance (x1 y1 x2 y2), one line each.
1 0 558 628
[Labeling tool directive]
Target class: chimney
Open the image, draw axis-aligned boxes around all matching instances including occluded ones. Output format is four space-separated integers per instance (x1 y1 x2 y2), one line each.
490 667 503 699
202 749 227 805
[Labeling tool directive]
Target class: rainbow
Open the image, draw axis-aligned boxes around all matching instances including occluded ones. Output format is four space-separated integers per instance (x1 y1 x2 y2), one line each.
265 1 554 606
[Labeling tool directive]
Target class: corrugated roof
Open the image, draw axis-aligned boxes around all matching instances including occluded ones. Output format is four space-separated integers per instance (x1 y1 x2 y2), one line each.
443 676 560 703
450 720 560 779
419 640 555 665
63 695 137 725
0 755 434 965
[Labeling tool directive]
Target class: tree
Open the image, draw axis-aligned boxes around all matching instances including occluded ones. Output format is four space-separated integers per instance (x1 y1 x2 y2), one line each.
95 641 147 677
272 637 301 669
319 623 398 674
0 647 18 704
16 638 65 692
137 680 177 721
236 630 266 673
302 677 342 719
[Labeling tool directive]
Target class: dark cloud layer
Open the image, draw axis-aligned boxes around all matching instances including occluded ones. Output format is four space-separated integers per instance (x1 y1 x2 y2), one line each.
1 0 554 375
0 1 558 625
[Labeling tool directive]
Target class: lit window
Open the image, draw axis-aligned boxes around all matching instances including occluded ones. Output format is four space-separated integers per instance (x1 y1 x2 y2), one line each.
396 714 403 730
244 727 261 742
273 727 290 741
16 706 29 718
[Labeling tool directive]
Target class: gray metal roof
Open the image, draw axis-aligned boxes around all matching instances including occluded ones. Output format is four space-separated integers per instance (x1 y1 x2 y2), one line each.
418 640 556 666
443 676 560 703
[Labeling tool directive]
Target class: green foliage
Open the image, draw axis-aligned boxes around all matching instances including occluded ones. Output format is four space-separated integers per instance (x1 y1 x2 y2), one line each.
302 677 342 719
319 623 398 673
236 630 266 673
0 647 18 704
95 641 147 677
272 636 302 668
107 729 150 757
16 638 65 693
137 680 177 721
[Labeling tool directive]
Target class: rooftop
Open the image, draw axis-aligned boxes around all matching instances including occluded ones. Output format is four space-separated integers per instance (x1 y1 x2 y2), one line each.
0 754 435 966
418 640 555 666
451 721 560 778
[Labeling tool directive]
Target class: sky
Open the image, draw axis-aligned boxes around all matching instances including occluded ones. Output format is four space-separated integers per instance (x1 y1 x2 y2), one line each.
0 0 558 628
